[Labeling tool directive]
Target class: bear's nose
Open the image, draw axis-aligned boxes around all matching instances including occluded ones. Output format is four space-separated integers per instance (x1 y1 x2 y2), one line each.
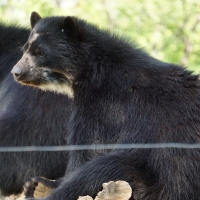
11 66 22 78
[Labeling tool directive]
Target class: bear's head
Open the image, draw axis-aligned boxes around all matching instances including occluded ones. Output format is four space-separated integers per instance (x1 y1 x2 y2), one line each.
11 12 84 98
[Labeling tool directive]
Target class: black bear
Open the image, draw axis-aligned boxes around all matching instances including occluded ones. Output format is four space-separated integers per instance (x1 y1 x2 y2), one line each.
12 12 200 200
0 24 72 197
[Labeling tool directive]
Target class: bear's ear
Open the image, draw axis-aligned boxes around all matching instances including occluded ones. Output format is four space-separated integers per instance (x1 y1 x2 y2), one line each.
63 16 78 38
30 12 42 29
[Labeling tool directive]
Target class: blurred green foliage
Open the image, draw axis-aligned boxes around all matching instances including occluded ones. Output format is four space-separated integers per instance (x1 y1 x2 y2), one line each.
1 0 200 73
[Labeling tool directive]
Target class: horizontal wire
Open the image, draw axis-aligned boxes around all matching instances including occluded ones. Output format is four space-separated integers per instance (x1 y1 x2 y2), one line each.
1 143 200 152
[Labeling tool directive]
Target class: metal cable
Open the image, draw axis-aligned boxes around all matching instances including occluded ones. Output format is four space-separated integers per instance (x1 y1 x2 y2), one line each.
1 143 200 152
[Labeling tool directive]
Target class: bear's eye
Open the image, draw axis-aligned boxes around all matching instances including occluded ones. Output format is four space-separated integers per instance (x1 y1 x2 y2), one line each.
34 48 45 57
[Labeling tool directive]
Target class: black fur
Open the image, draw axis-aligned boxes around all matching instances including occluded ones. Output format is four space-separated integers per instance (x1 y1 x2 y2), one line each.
0 24 72 196
12 13 200 200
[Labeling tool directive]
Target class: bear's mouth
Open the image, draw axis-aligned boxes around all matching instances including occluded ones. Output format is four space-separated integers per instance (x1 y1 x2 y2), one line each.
12 71 45 87
17 79 42 87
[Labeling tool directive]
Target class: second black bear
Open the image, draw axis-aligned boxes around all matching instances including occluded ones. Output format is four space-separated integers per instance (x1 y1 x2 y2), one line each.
12 12 200 200
0 24 72 197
